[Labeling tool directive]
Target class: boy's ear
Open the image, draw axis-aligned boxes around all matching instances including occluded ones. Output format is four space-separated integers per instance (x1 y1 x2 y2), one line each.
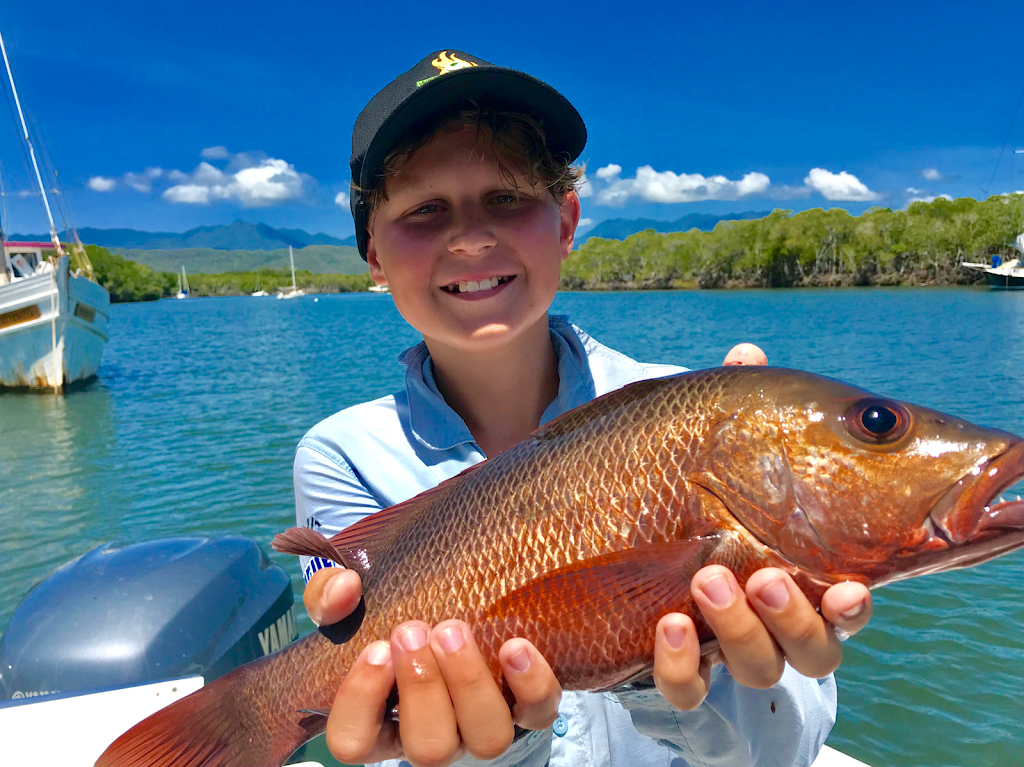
559 190 582 261
365 233 389 285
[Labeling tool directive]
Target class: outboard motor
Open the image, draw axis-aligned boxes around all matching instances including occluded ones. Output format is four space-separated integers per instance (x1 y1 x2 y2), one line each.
0 536 295 701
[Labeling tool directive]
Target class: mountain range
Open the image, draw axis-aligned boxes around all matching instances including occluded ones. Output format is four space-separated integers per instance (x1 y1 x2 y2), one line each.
10 220 357 251
580 211 772 242
11 213 773 253
115 245 366 276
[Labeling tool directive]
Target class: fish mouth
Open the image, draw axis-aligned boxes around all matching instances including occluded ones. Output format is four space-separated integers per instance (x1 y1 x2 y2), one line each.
906 440 1024 579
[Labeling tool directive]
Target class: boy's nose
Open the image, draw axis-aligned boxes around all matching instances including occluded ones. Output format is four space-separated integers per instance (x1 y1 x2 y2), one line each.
446 210 498 257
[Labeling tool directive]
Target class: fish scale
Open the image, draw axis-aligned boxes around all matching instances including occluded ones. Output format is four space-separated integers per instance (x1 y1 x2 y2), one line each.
97 366 1024 767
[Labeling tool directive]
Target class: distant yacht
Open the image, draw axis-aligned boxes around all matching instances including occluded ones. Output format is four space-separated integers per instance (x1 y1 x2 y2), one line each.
962 232 1024 288
175 266 190 299
251 277 268 297
276 246 306 300
0 28 109 392
367 284 390 293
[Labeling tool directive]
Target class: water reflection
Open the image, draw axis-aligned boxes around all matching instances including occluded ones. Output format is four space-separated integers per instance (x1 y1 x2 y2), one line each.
0 382 123 624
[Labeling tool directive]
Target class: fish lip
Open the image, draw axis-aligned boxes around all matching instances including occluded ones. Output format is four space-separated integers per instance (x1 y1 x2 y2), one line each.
928 440 1024 546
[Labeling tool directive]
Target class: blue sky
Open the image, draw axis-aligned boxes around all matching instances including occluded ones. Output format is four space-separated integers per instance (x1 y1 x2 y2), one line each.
1 0 1023 238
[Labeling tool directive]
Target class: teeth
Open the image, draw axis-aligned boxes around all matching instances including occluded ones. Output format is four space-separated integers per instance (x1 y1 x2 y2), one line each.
447 276 507 293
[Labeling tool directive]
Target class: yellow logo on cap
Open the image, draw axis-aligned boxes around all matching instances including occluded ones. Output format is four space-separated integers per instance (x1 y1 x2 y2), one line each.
431 51 477 75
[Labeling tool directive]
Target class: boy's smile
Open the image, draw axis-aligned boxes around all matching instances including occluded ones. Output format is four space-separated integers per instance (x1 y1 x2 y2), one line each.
365 125 580 355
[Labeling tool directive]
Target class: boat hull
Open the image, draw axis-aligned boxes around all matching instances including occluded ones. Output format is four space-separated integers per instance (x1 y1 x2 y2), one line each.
986 271 1024 289
0 256 110 390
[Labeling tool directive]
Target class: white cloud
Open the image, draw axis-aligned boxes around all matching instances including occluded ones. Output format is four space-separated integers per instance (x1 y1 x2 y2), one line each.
576 173 593 198
123 167 163 193
596 165 771 206
803 168 878 201
87 176 116 192
578 218 593 227
906 187 923 195
200 146 231 160
922 168 942 181
908 193 953 205
334 190 350 207
163 154 308 207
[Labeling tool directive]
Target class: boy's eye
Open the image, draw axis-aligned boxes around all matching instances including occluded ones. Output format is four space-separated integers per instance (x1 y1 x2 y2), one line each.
410 202 442 216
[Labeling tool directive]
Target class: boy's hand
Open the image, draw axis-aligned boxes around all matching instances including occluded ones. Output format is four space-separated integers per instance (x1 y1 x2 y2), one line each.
305 568 561 766
651 565 872 710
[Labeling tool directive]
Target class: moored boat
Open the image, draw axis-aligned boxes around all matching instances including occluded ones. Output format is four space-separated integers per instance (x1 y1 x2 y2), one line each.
0 28 110 392
175 265 191 299
277 245 306 299
0 242 110 390
962 233 1024 288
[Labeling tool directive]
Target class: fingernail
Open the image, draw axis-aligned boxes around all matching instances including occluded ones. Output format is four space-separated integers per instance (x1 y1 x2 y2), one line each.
506 648 531 673
664 623 686 650
437 625 466 654
365 641 391 666
839 600 866 621
324 570 346 604
398 626 428 651
758 579 790 610
700 574 734 607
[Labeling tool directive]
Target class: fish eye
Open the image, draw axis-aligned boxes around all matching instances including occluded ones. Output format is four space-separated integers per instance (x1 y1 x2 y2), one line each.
845 398 911 445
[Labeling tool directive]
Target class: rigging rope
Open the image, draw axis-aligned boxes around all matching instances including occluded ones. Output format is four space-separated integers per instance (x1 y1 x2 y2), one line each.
985 82 1024 198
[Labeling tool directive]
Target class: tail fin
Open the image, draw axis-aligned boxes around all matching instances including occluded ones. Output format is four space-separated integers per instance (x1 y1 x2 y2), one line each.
95 640 327 767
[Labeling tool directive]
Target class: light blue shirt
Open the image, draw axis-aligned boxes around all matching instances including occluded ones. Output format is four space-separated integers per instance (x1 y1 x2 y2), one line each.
293 315 837 767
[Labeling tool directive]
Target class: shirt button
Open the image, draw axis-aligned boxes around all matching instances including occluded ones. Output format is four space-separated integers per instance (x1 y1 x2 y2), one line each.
552 715 568 737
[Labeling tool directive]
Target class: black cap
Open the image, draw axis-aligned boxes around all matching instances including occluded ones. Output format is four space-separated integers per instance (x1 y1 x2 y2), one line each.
349 50 587 260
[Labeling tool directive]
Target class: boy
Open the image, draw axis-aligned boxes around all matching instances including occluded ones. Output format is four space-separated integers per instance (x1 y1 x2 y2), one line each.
296 50 872 767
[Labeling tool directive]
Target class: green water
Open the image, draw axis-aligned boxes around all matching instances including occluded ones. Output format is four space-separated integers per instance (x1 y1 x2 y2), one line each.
1 288 1022 767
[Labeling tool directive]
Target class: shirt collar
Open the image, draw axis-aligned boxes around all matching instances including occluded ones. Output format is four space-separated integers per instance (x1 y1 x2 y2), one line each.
398 315 597 451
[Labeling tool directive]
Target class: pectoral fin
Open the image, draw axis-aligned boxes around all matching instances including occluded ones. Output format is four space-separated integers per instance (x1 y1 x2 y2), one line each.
480 536 722 690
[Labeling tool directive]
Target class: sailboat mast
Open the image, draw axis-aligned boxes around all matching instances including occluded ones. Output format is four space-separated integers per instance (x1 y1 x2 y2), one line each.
0 28 64 256
289 245 296 288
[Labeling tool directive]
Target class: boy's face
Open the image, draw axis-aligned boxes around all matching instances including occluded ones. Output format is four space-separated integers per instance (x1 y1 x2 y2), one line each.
366 125 579 355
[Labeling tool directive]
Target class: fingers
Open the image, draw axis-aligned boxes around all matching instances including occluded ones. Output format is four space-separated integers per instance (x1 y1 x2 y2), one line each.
325 640 401 764
745 569 842 679
429 621 515 761
303 567 362 626
390 621 463 767
498 638 562 730
652 613 711 710
820 580 873 637
691 565 785 689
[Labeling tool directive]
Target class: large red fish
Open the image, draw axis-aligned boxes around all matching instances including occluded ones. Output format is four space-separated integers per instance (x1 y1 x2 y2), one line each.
97 367 1024 767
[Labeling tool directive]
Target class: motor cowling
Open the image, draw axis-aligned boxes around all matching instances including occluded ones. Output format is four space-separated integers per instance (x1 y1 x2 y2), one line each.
0 536 295 702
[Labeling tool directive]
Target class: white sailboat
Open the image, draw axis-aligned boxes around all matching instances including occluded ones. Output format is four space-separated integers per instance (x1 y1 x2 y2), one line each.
276 245 306 299
175 266 190 299
250 277 268 297
0 28 109 392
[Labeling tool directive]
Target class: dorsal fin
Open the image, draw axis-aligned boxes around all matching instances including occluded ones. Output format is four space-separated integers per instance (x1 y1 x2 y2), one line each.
274 458 492 576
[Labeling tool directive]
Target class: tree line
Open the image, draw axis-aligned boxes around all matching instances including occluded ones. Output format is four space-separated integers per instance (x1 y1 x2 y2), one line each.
87 193 1024 302
86 245 373 302
562 195 1024 290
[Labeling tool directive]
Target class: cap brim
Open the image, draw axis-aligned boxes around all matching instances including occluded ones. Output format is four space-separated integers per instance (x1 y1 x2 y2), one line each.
358 66 587 190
